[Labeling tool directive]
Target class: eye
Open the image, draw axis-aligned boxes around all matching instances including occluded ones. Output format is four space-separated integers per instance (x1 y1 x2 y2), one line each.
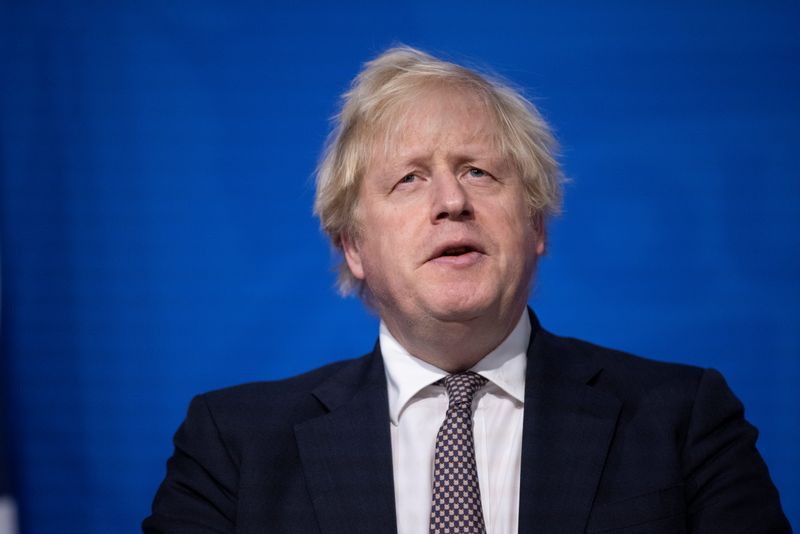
467 167 487 178
390 172 422 193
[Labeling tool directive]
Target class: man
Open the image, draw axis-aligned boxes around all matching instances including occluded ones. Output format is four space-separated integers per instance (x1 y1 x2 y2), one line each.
143 47 789 533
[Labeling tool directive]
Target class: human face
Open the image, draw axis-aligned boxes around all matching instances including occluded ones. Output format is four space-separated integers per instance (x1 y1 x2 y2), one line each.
342 88 544 330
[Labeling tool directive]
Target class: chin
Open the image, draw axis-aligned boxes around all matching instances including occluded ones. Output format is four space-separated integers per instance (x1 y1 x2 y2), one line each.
422 289 497 323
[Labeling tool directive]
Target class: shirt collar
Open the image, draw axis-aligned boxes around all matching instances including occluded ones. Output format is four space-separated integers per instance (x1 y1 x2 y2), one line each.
380 310 530 425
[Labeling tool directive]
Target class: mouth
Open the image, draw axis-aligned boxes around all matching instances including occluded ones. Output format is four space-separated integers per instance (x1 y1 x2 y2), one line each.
439 246 477 257
427 241 486 265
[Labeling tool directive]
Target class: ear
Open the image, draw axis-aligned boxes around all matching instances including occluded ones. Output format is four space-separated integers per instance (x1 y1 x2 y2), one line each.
533 213 546 256
341 233 366 280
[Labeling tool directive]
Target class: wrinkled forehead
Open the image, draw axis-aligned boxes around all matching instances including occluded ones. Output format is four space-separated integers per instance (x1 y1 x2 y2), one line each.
367 85 504 166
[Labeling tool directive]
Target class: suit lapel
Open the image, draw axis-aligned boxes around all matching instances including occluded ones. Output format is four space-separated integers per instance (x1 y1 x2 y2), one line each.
294 347 398 534
518 318 622 533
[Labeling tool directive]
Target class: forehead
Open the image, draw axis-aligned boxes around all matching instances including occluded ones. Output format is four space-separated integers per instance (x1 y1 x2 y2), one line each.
369 86 502 166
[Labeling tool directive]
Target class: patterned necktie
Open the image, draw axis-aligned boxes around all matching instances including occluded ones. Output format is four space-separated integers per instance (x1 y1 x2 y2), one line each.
429 371 488 534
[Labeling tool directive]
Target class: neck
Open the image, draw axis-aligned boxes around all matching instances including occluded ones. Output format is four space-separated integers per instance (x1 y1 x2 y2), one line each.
381 304 527 373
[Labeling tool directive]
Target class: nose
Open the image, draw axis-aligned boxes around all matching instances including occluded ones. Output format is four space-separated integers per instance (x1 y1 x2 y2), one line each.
431 172 473 222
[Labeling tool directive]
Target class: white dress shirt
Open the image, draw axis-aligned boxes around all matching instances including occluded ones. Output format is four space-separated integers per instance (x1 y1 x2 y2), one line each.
381 312 529 534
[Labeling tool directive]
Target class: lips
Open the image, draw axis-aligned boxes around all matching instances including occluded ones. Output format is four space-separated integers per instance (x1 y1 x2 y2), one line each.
428 239 486 262
440 246 473 256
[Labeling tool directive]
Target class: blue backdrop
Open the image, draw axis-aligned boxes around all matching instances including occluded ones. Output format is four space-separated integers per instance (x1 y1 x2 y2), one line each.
1 2 798 532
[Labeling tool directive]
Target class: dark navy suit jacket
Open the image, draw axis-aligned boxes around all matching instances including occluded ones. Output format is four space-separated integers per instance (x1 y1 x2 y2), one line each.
143 313 789 533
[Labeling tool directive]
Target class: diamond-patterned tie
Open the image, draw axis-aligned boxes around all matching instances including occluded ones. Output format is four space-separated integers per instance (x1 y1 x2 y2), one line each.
429 371 488 534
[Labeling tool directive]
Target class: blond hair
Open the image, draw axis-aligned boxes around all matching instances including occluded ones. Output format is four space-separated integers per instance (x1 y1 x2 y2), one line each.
314 46 563 296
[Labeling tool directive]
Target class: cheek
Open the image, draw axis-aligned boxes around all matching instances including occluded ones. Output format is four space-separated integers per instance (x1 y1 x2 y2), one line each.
359 230 407 280
372 212 420 254
503 219 541 270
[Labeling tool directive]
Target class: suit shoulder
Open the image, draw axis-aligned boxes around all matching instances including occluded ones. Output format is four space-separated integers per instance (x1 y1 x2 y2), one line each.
195 352 373 417
539 329 706 397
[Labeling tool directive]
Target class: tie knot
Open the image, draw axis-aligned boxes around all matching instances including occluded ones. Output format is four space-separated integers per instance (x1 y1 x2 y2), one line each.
439 372 487 409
